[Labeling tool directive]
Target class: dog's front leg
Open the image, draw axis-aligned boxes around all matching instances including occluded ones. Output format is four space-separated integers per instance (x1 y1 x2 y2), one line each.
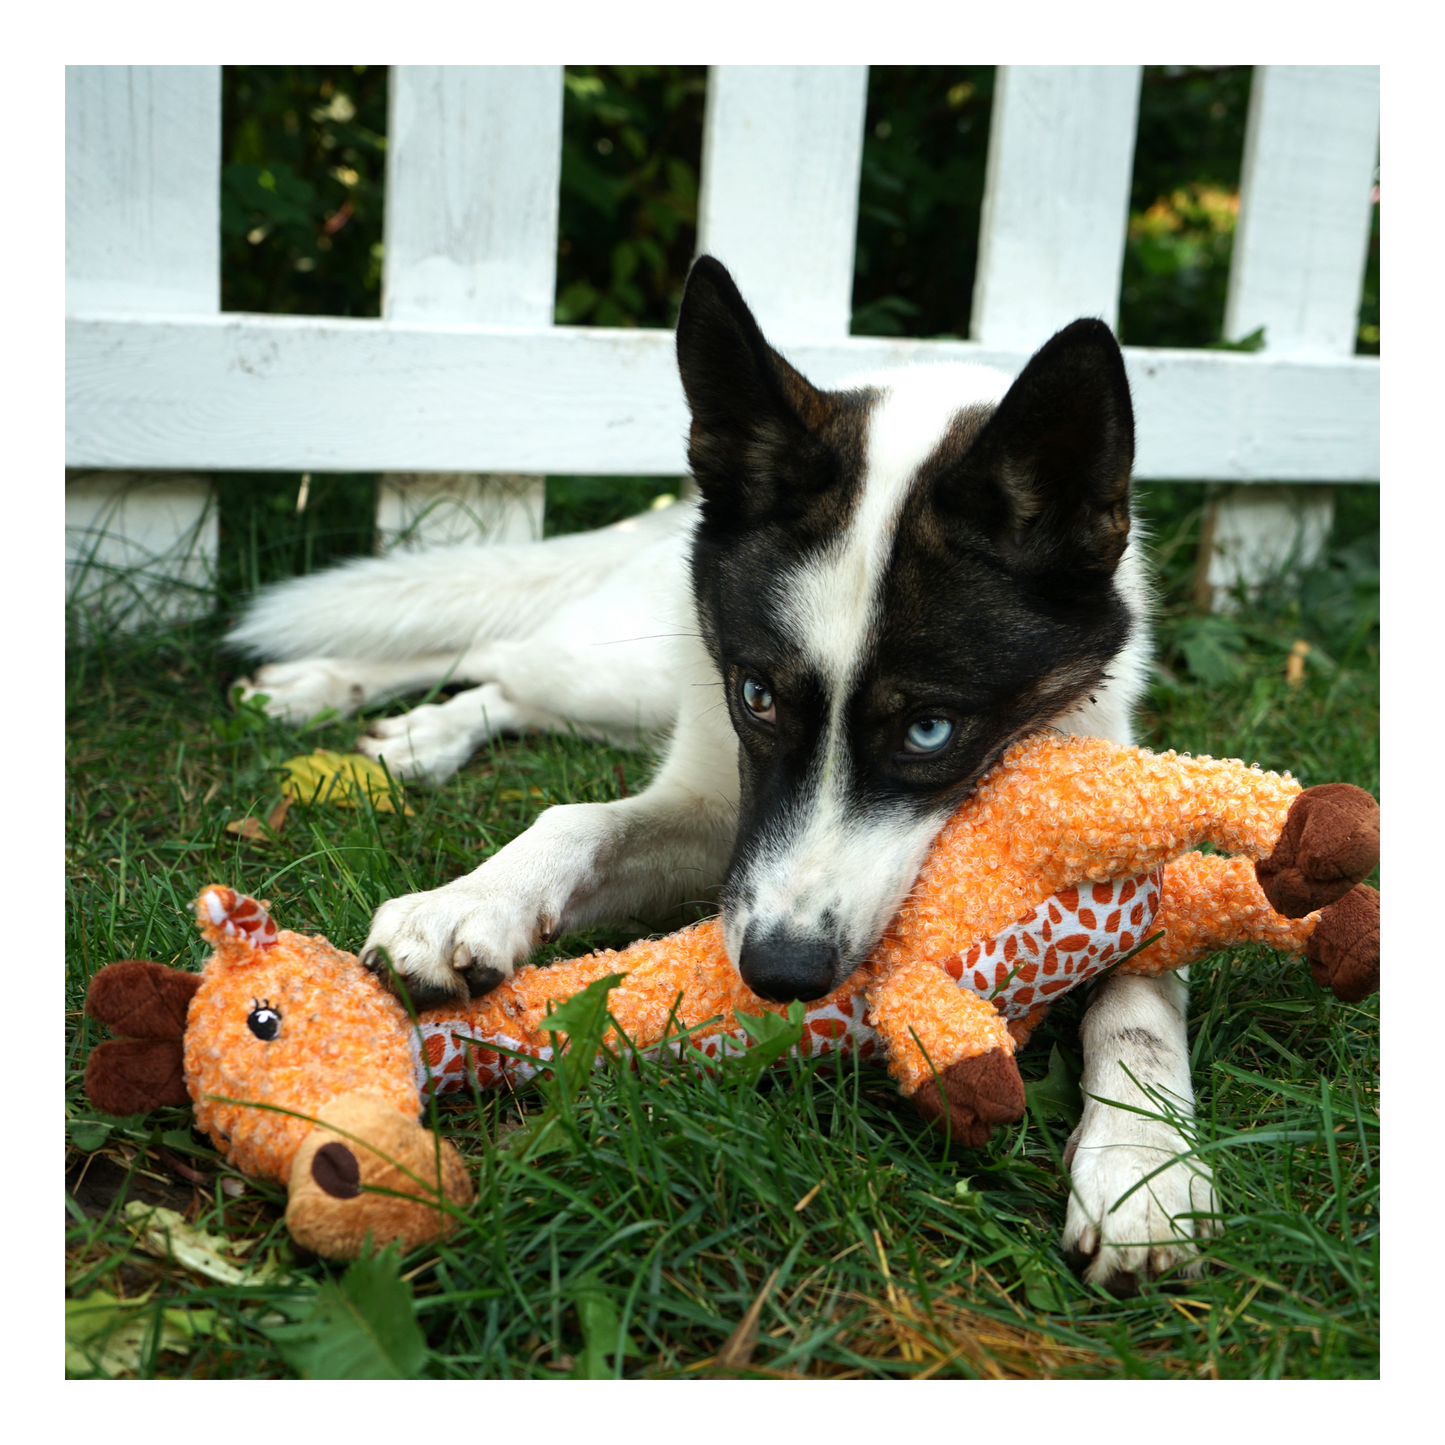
1061 969 1219 1295
361 779 737 1005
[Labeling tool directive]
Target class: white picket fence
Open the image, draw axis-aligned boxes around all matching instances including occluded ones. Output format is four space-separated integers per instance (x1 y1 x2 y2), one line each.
65 64 1379 624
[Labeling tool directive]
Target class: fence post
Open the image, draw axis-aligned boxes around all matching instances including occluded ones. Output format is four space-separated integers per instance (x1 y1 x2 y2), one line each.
697 65 869 339
1202 64 1380 608
377 65 564 549
971 65 1142 347
65 65 221 630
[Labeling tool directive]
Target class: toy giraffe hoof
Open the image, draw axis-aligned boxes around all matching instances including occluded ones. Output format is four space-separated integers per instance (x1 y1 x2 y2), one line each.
1306 884 1380 1003
1256 783 1379 918
912 1047 1026 1148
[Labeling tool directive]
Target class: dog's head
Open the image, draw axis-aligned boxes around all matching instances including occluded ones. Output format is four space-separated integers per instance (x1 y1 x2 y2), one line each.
677 255 1140 1003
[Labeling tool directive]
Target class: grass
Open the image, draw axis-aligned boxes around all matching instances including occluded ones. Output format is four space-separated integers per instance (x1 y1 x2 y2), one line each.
65 474 1379 1380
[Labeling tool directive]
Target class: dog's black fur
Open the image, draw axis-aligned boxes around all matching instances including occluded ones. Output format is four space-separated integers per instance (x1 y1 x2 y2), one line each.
677 257 1141 1001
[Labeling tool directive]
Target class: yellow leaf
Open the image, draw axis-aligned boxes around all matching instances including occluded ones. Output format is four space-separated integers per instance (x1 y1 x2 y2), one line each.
66 1287 221 1377
280 750 413 814
123 1202 290 1288
497 787 546 802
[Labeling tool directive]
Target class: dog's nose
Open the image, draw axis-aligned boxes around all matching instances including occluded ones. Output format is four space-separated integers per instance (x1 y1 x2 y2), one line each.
739 930 839 1002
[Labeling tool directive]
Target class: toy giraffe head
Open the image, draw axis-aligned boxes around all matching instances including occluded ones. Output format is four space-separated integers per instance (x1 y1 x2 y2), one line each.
84 885 472 1259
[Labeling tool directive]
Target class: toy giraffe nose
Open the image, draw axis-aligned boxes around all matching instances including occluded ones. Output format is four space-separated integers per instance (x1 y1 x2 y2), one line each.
739 928 839 1002
311 1141 361 1199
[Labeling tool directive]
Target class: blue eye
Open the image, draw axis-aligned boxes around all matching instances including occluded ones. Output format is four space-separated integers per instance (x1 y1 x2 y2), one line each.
904 717 954 754
740 676 776 724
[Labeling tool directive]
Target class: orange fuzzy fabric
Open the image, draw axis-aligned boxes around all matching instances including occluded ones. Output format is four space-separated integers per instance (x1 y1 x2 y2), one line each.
185 916 420 1183
465 917 881 1055
861 957 1015 1093
456 731 1306 1096
1120 852 1317 976
869 730 1300 976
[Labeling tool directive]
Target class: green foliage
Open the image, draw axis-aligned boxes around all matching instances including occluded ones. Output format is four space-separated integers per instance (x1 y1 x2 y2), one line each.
565 1270 640 1378
541 972 630 1106
851 68 995 338
1140 481 1380 713
213 472 378 597
1024 1044 1083 1129
724 1003 807 1090
265 1247 428 1379
65 567 1378 1376
555 67 706 329
221 66 387 317
1356 192 1380 355
1117 66 1252 349
541 475 683 538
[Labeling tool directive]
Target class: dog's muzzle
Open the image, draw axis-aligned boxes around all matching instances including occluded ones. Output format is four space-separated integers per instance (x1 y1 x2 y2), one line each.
738 927 840 1003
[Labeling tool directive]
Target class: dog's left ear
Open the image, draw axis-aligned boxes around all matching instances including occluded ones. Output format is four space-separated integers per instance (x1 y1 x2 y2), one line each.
940 318 1135 584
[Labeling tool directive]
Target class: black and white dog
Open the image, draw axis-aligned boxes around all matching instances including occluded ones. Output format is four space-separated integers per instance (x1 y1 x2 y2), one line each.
230 256 1215 1294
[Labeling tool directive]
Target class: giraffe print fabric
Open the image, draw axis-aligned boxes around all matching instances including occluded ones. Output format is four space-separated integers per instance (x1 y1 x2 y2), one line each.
412 869 1164 1098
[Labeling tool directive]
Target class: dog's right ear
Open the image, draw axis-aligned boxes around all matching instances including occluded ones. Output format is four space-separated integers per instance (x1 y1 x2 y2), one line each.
676 256 839 517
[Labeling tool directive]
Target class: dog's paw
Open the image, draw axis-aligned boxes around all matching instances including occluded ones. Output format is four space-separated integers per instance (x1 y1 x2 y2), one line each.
360 881 547 1008
1061 1117 1219 1296
358 704 480 784
236 660 368 725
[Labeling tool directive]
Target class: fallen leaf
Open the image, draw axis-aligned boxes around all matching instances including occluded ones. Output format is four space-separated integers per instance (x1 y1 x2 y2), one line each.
497 787 545 803
66 1288 221 1377
280 751 413 814
1285 638 1311 688
123 1202 289 1288
264 1247 427 1379
225 796 294 841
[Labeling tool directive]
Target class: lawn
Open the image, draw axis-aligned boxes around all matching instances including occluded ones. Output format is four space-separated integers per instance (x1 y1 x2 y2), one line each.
64 476 1379 1380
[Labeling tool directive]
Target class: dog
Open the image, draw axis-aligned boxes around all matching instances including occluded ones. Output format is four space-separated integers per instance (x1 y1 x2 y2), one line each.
230 255 1216 1294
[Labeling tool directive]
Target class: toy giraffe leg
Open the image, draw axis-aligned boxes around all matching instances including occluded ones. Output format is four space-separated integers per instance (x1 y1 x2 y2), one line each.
1117 853 1317 976
864 959 1024 1147
1118 851 1380 1001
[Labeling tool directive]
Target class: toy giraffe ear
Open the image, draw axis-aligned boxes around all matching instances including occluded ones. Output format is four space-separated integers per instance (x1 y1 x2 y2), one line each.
84 960 201 1116
85 1039 192 1115
86 959 200 1037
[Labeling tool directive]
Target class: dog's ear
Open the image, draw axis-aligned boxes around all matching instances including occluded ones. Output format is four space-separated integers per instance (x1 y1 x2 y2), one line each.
939 319 1135 585
676 256 840 516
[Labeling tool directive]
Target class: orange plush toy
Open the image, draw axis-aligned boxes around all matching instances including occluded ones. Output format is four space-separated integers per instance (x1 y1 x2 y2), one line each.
83 733 1378 1258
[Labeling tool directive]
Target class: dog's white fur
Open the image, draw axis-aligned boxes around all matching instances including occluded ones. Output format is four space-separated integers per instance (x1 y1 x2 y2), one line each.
235 360 1215 1291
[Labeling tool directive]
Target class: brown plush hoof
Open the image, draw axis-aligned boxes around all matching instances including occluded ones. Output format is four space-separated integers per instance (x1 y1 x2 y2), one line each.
1256 783 1380 918
1306 884 1380 1003
912 1047 1026 1148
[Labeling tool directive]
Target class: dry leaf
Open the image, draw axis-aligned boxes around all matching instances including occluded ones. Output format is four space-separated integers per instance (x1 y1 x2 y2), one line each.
1285 638 1311 688
280 750 413 814
66 1287 221 1377
224 796 293 841
123 1202 289 1287
706 1267 778 1376
497 787 545 803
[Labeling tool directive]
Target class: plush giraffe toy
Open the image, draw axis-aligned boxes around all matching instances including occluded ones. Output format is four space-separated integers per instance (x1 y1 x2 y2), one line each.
83 732 1378 1259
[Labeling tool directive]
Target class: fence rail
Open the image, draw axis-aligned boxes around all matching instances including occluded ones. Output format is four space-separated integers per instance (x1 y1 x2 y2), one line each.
65 64 1379 622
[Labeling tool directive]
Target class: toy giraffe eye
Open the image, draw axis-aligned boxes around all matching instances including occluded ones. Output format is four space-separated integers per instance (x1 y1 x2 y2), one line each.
247 999 281 1041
